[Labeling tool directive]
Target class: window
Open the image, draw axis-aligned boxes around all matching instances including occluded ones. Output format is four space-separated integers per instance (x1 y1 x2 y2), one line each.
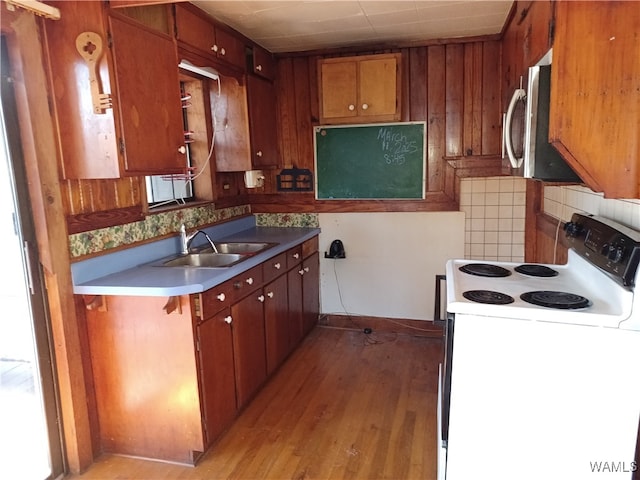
146 73 218 208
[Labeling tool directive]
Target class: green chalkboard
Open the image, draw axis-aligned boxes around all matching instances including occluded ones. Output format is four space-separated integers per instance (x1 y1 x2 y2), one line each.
314 122 426 199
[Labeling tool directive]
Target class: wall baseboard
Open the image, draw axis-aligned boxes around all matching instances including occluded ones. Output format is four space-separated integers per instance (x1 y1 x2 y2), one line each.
320 314 443 338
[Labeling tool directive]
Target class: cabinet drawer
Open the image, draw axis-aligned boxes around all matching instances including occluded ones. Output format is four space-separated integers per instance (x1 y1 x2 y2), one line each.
286 245 303 270
194 279 234 320
302 236 319 259
229 265 263 301
263 252 287 283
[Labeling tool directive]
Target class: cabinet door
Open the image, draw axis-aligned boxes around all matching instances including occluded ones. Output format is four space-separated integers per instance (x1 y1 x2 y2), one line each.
214 28 245 70
109 15 186 175
358 56 398 118
301 252 320 336
174 3 216 55
320 60 358 119
319 53 401 124
231 293 267 408
247 75 279 167
287 266 304 349
44 1 120 179
263 274 289 375
197 309 237 444
250 45 276 80
213 76 253 172
549 1 640 198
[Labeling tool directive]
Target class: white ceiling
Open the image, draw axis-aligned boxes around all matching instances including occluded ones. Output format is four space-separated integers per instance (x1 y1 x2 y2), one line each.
191 0 514 53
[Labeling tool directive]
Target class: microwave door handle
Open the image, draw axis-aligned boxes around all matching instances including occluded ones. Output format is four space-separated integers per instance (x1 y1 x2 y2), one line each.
504 87 526 169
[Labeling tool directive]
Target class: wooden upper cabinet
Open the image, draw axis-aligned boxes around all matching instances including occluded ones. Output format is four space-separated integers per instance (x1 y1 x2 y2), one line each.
319 53 401 124
248 44 276 81
549 1 640 198
212 75 252 172
43 2 186 179
109 15 186 175
174 3 245 71
247 74 279 167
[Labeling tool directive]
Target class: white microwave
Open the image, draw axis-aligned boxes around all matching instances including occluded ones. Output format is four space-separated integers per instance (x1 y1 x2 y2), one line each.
504 52 582 183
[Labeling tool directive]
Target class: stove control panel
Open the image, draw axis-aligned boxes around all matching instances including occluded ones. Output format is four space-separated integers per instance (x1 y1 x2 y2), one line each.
565 213 640 287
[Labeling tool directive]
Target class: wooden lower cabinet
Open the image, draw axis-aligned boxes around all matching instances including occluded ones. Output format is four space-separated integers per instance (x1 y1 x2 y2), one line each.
83 236 320 464
230 290 267 409
196 308 237 444
85 295 205 464
287 265 305 349
264 273 290 375
302 252 320 335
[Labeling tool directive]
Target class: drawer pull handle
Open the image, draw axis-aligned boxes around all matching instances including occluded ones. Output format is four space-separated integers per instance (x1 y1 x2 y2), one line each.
304 267 310 273
256 64 263 72
246 277 254 285
293 253 300 259
258 294 265 303
224 315 233 324
299 269 305 275
267 291 274 298
217 293 226 302
273 262 281 270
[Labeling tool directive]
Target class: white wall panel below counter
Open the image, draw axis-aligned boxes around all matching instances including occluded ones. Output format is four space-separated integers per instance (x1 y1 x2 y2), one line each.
319 212 465 321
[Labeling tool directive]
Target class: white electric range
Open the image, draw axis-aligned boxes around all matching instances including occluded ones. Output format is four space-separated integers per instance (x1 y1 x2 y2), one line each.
436 213 640 480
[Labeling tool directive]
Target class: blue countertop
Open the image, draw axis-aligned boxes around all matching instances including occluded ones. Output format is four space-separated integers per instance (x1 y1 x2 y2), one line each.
71 217 320 297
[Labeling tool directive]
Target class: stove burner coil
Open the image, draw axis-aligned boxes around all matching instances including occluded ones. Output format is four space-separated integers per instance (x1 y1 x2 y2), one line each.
514 264 559 277
463 290 515 305
520 291 591 309
459 264 511 278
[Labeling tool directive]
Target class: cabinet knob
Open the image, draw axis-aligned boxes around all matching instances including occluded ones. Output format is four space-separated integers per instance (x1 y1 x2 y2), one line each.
220 47 226 56
273 262 281 270
292 253 300 259
348 104 355 111
211 44 219 53
178 145 187 154
256 150 263 157
217 293 226 302
298 269 305 276
224 315 233 324
245 277 254 285
258 294 265 303
256 64 263 72
267 291 274 299
304 266 310 273
361 103 369 110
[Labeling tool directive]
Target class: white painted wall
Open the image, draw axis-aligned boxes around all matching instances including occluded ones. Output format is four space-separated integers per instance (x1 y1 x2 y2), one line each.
319 212 465 321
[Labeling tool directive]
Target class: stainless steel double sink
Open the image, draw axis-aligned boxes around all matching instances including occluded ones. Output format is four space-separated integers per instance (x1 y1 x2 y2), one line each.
158 242 278 268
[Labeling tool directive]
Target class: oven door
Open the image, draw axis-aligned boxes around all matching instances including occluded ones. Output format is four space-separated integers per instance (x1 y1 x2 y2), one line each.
435 275 453 479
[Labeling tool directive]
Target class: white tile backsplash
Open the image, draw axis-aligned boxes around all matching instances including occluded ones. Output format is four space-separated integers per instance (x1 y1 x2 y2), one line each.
543 185 640 231
460 176 527 262
461 178 640 263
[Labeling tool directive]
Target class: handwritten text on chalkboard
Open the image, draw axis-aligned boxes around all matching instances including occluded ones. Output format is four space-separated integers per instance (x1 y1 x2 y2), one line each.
378 127 419 165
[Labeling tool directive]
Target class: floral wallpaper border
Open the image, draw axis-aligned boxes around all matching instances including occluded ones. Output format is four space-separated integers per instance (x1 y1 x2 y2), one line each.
255 213 319 228
69 204 250 258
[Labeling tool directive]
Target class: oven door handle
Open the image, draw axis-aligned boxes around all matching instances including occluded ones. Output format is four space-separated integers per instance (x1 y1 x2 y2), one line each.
434 274 446 326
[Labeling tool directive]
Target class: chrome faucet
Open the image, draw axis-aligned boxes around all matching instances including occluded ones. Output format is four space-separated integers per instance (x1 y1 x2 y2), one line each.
180 224 218 254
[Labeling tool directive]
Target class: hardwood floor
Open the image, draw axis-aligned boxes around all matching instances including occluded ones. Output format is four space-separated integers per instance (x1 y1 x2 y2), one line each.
68 325 443 480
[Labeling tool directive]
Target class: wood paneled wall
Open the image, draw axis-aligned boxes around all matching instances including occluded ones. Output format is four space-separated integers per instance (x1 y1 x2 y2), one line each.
59 38 505 222
256 39 504 212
